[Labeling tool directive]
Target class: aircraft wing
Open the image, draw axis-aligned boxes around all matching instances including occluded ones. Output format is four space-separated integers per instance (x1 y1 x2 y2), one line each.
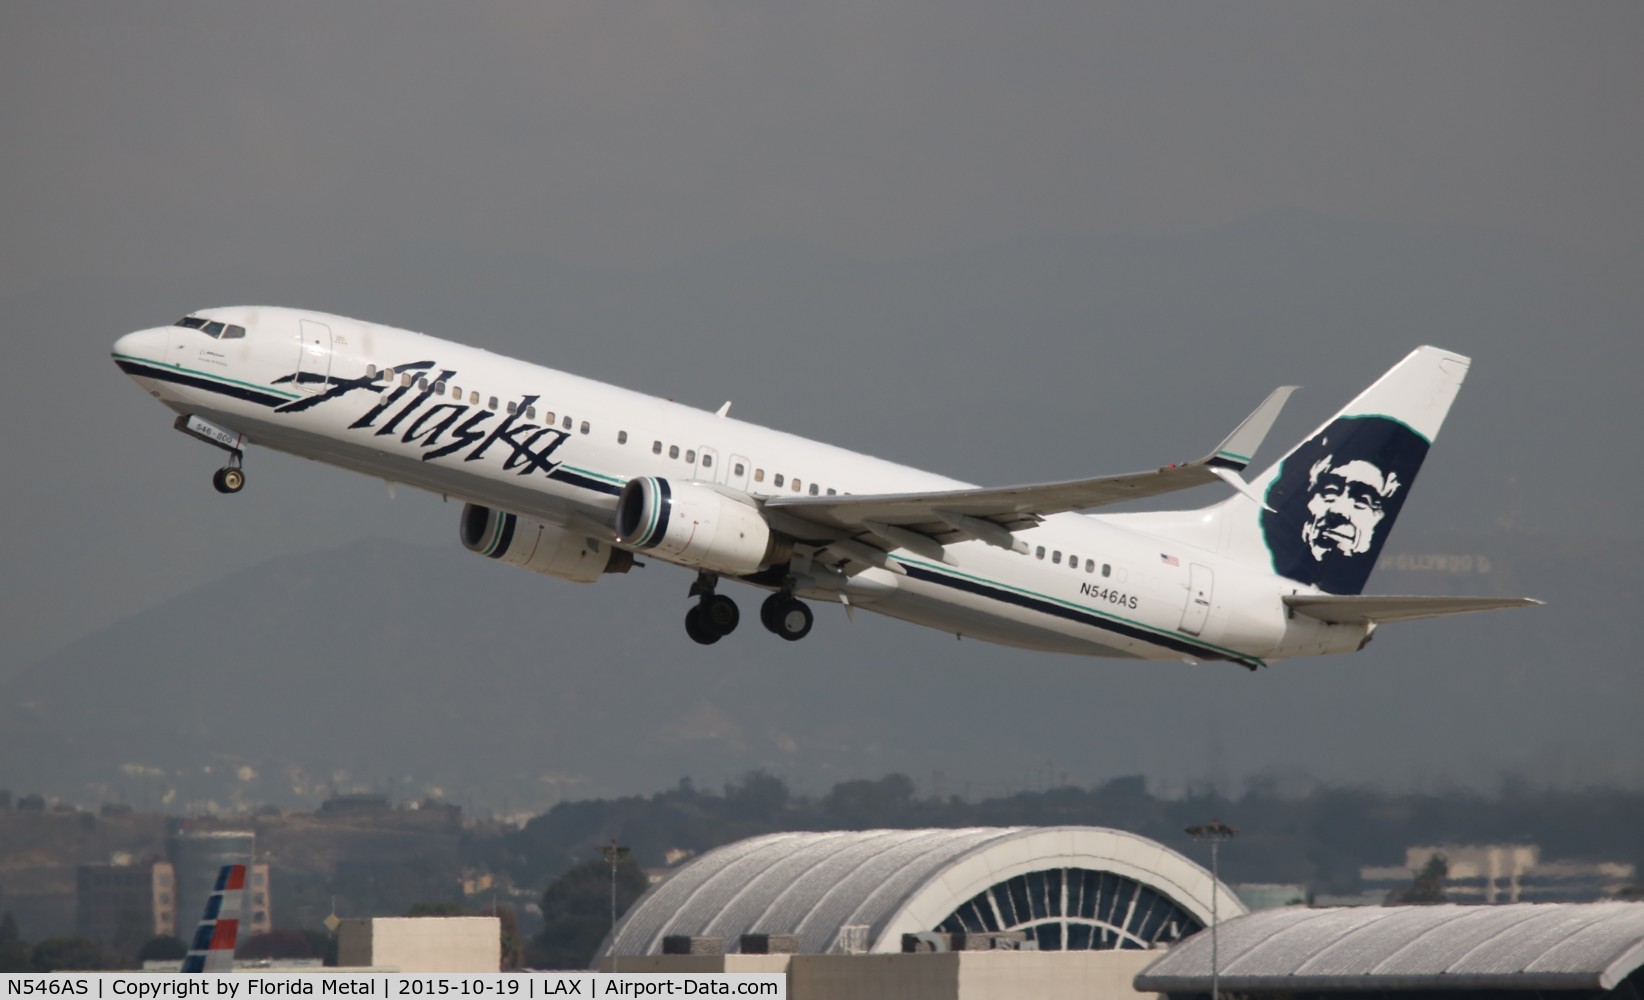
1282 594 1544 625
764 386 1295 550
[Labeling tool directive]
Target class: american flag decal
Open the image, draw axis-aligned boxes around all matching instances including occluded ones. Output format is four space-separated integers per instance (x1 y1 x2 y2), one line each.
1160 553 1179 566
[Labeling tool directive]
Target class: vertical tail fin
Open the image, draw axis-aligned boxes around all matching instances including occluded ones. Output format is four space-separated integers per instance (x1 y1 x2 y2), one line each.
1241 345 1469 594
180 864 245 973
1114 347 1470 594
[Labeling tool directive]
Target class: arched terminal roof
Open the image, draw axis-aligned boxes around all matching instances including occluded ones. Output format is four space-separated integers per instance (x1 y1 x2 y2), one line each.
600 826 1243 959
1135 902 1644 994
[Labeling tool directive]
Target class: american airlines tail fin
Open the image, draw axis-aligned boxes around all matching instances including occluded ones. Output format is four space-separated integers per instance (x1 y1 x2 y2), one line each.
1119 347 1470 596
180 864 245 973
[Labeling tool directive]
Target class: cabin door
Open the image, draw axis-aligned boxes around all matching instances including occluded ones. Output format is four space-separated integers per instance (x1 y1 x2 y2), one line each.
1179 563 1214 636
295 319 333 392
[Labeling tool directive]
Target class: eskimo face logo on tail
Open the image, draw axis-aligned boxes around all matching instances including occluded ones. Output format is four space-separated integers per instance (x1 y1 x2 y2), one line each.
1260 416 1429 595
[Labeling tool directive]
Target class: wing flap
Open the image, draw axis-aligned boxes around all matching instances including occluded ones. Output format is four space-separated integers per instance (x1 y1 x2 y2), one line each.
1283 594 1543 625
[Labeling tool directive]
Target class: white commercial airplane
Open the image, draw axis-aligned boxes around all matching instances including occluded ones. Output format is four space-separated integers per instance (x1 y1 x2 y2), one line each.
114 307 1537 668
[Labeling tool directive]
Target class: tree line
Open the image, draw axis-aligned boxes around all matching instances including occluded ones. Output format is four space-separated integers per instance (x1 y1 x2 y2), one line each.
501 771 1644 898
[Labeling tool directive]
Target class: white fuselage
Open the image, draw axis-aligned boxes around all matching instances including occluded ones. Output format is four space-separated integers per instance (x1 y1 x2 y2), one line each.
114 306 1365 667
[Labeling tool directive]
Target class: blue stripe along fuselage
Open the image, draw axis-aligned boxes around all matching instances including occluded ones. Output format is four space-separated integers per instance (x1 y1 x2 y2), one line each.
115 358 292 409
897 562 1259 667
556 471 623 497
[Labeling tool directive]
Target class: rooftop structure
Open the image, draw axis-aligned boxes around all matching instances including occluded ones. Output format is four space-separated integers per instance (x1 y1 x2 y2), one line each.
600 826 1243 962
1135 902 1644 995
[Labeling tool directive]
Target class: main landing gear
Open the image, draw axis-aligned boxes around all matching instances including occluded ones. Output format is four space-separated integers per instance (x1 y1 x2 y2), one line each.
760 590 813 642
683 572 815 645
685 573 741 645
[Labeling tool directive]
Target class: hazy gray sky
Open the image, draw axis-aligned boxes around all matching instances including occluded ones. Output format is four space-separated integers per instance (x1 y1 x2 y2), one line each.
2 2 1639 797
6 1 1640 298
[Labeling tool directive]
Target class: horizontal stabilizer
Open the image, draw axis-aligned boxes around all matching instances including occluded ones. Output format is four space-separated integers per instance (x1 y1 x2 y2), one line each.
1283 594 1543 625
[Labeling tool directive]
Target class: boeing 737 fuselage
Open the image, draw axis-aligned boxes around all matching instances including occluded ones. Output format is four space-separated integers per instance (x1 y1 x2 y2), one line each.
113 307 1537 668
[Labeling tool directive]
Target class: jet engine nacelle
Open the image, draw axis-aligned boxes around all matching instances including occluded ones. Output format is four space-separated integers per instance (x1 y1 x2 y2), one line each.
460 504 634 583
615 476 782 576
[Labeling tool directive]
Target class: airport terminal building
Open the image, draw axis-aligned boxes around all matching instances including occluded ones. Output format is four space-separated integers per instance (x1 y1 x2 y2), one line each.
601 825 1241 958
595 826 1644 999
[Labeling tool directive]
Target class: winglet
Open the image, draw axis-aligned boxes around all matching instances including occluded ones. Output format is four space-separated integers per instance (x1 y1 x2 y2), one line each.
1206 385 1297 471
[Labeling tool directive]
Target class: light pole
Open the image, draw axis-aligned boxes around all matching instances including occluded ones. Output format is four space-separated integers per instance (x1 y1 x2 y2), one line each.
598 838 630 938
1186 820 1236 1000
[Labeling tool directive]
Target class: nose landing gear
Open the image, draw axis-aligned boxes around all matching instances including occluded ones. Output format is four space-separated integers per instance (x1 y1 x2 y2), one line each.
211 457 246 494
175 415 249 495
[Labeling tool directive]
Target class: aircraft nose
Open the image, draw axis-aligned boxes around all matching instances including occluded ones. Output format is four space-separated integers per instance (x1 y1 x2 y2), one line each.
113 327 168 363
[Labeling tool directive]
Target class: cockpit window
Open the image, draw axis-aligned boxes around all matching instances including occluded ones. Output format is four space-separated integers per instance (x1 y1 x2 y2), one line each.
174 316 246 339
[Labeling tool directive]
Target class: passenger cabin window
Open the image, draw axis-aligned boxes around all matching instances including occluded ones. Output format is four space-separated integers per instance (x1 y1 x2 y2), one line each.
827 488 837 495
1052 551 1062 564
451 385 462 399
1036 546 1046 559
402 374 413 387
526 406 536 420
791 478 801 492
809 483 819 496
367 364 378 378
685 450 696 463
469 391 479 405
545 412 556 425
669 445 680 459
562 416 572 430
702 453 712 467
734 462 745 476
1085 559 1094 573
618 431 628 444
488 396 498 410
774 473 785 487
434 381 446 395
652 441 663 454
1102 564 1112 577
384 368 396 382
507 401 517 414
755 469 765 482
580 420 590 435
417 378 429 391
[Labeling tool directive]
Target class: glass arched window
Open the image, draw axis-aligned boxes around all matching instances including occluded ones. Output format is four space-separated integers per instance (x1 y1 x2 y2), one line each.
936 868 1200 951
